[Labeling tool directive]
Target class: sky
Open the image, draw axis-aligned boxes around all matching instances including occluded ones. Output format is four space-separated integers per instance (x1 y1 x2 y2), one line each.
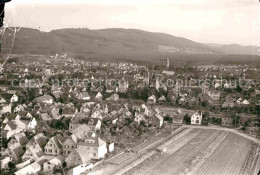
4 0 260 45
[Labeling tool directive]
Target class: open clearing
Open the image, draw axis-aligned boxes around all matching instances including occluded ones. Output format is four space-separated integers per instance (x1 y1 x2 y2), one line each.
90 127 260 175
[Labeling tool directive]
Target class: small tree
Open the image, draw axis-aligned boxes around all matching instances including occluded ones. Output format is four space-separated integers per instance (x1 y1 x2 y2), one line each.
244 119 251 128
164 115 172 123
8 162 15 170
59 108 63 115
53 166 63 174
183 114 191 124
202 111 209 125
62 162 67 168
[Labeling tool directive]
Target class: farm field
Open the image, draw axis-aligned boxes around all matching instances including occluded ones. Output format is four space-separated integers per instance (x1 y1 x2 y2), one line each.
89 127 186 175
194 133 259 175
126 129 260 175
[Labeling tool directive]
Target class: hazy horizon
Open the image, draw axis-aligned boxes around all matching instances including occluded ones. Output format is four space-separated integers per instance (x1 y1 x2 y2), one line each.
4 0 260 46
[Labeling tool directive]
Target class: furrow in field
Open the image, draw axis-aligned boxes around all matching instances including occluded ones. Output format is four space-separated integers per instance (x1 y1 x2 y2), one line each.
194 133 253 175
181 131 229 175
166 130 222 175
130 129 203 175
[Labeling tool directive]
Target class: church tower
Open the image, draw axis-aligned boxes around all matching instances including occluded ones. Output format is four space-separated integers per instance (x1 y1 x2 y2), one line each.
166 57 170 69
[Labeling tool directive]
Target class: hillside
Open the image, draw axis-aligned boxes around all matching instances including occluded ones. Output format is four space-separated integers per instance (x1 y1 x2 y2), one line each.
1 27 260 65
1 27 217 56
206 43 260 55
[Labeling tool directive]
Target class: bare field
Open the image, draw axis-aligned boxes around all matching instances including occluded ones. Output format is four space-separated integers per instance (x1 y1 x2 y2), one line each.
126 129 259 175
194 133 259 175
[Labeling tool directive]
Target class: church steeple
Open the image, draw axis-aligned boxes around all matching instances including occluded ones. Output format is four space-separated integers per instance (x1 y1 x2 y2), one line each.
166 57 169 69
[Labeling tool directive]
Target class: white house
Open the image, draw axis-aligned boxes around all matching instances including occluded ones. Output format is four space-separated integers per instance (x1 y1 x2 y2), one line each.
147 95 156 104
22 146 43 161
224 82 230 88
34 95 54 104
77 92 91 101
15 111 32 120
1 104 12 114
43 155 64 173
14 105 25 113
95 92 103 101
88 118 102 131
141 104 149 116
236 98 243 104
242 99 250 105
191 111 202 125
214 82 221 89
28 118 37 130
11 93 19 103
76 133 107 159
15 161 42 175
158 95 166 102
73 163 93 175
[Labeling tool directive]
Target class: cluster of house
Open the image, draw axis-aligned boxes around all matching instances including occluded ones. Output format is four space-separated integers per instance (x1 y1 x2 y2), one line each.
1 57 260 174
0 93 116 174
1 130 109 175
0 90 171 174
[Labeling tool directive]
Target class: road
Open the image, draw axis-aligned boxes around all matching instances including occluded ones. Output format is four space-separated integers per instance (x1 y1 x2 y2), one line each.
183 125 260 144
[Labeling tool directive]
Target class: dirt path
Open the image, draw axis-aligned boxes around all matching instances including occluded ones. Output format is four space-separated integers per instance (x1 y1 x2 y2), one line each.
184 125 260 144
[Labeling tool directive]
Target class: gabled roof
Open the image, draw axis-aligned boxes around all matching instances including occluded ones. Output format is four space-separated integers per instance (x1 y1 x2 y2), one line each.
48 135 66 148
17 111 31 118
154 113 164 121
74 149 91 164
78 91 90 98
85 131 96 138
56 135 66 144
5 121 17 130
62 105 76 115
70 113 89 124
25 146 44 159
29 133 48 148
148 95 156 100
34 95 53 103
48 155 64 165
95 92 103 98
71 134 79 144
106 93 119 101
9 143 24 158
40 106 54 114
158 95 166 101
14 132 29 145
192 111 202 117
72 124 91 139
78 137 106 147
40 113 51 121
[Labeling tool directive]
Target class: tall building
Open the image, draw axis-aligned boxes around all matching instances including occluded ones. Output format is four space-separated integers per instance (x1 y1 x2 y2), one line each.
166 57 170 69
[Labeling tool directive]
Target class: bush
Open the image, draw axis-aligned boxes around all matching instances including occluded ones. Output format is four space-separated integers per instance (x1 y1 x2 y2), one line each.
183 114 191 124
8 162 16 170
62 162 67 168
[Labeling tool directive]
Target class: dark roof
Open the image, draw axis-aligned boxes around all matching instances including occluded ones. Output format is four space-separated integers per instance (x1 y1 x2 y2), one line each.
78 137 106 147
